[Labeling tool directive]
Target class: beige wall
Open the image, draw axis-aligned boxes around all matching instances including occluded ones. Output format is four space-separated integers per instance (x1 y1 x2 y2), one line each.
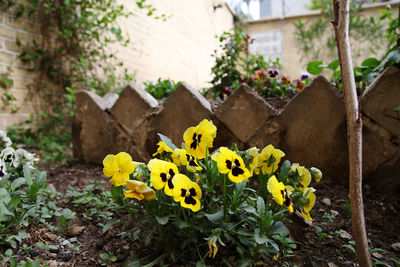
243 2 399 79
114 0 234 89
0 1 234 128
0 6 41 128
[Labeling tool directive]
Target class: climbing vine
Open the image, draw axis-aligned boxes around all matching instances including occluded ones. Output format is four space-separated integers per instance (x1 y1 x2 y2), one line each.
294 0 385 61
1 0 164 164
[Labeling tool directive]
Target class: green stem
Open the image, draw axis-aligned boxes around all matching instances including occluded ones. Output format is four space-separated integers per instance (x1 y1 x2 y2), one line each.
223 174 227 220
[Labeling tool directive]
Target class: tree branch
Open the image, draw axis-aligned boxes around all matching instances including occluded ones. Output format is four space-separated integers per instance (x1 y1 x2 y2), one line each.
331 1 372 266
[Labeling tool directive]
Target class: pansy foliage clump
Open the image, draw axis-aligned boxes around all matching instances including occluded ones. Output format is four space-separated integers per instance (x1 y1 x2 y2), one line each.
103 119 323 265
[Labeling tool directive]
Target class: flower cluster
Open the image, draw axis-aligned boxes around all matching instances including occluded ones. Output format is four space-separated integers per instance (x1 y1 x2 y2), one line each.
252 68 311 98
103 119 322 262
0 129 37 180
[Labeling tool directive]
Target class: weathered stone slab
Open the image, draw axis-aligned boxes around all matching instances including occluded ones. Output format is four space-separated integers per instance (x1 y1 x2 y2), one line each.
149 83 213 152
102 92 119 108
249 76 349 180
363 116 398 176
215 84 277 143
366 150 400 192
73 90 115 163
110 83 158 135
361 66 400 139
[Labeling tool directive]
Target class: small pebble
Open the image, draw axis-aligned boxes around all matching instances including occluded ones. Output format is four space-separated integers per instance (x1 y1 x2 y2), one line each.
330 210 339 217
328 263 338 267
339 230 352 240
69 237 77 243
392 242 400 251
49 247 60 253
321 198 331 206
372 252 383 259
29 249 41 258
122 245 129 250
95 241 104 250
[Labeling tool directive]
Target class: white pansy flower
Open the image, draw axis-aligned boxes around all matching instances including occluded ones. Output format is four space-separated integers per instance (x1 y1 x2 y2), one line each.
13 148 36 168
0 146 15 165
0 163 6 178
0 130 12 148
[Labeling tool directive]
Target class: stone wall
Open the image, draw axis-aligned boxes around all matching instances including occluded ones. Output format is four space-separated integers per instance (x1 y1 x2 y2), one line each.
73 66 400 192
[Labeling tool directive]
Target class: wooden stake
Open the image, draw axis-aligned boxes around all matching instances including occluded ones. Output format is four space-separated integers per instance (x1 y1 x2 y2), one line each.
331 1 372 266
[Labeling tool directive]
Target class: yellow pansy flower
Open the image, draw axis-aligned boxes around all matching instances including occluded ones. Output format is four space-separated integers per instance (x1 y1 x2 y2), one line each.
183 119 217 159
298 167 311 191
174 148 202 172
123 180 156 201
153 141 174 157
246 147 259 176
172 174 202 212
310 167 323 182
267 175 293 213
103 152 137 186
301 187 316 221
211 147 250 183
258 144 285 175
148 159 179 196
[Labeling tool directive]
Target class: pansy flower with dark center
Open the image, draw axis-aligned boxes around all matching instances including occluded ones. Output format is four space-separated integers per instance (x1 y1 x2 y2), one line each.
258 144 285 175
148 159 179 196
267 66 279 79
174 148 202 172
0 147 14 165
183 119 217 159
172 174 202 212
212 147 250 183
267 175 293 213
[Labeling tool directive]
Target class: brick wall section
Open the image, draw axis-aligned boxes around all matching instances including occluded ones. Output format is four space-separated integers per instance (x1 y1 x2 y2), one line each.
0 6 41 128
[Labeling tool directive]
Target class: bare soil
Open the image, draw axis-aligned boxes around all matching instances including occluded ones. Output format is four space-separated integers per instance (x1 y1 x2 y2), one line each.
2 163 399 266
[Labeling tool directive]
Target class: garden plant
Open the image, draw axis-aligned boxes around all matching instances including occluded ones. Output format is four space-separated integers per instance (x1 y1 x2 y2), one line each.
210 27 311 100
102 119 323 265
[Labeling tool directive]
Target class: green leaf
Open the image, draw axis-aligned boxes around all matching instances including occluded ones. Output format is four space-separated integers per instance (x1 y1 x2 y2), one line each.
256 197 265 217
0 188 11 204
157 133 177 150
205 210 224 224
307 61 324 75
254 228 268 244
11 177 26 191
377 50 400 71
155 215 169 225
280 160 291 177
327 59 339 70
361 57 380 68
270 221 289 236
234 181 246 196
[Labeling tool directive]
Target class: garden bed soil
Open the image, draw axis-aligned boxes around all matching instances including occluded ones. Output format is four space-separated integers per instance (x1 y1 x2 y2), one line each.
1 163 399 266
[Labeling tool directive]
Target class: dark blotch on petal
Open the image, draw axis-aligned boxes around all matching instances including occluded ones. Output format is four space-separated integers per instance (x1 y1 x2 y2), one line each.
169 169 175 177
189 187 197 197
231 167 244 176
226 160 232 169
184 196 197 205
190 133 198 149
234 159 240 167
167 179 174 189
160 173 167 182
180 188 187 197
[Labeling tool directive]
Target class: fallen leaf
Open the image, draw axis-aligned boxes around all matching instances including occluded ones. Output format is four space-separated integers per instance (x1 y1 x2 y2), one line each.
44 233 57 241
68 226 86 236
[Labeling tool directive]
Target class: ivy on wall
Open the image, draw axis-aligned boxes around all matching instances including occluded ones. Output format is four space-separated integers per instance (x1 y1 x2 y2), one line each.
1 0 165 164
294 0 385 61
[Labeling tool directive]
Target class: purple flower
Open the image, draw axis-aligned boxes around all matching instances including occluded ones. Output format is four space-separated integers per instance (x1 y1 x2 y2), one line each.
300 71 310 80
223 86 232 96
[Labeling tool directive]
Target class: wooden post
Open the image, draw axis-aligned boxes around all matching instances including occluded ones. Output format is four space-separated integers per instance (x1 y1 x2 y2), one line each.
331 1 372 266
